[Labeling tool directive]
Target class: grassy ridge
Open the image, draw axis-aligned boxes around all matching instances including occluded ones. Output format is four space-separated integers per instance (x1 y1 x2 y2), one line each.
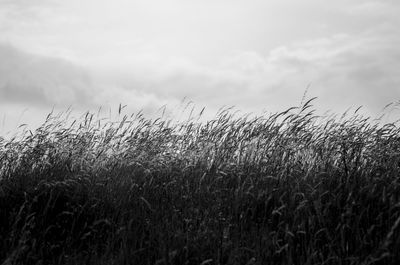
1 101 400 265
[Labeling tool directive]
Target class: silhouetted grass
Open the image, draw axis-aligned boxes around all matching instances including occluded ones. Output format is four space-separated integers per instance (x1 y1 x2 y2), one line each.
1 100 400 265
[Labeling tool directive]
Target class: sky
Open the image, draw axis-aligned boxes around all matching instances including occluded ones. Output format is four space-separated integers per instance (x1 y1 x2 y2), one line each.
1 0 400 133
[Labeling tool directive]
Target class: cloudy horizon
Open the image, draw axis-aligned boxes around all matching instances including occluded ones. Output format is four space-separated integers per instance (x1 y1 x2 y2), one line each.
1 0 400 133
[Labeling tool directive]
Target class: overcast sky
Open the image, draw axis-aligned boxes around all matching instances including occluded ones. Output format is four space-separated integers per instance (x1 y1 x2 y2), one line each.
1 0 400 133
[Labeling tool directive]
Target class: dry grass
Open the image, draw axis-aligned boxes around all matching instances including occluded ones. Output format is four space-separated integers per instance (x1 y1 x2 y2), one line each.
1 100 400 265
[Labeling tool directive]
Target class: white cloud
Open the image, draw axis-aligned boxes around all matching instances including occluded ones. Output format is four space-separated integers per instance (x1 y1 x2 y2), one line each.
0 43 94 107
347 0 400 18
82 25 400 118
0 43 179 133
261 28 400 114
104 27 399 114
2 19 400 123
0 0 400 126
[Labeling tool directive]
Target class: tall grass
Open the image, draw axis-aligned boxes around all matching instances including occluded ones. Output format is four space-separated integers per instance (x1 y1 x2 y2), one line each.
1 100 400 265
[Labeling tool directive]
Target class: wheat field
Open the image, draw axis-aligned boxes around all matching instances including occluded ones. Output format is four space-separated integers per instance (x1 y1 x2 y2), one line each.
1 100 400 265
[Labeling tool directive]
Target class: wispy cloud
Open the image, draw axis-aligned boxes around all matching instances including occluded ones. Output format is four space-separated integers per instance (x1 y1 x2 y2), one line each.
93 26 400 115
0 0 399 122
267 27 400 113
1 19 399 119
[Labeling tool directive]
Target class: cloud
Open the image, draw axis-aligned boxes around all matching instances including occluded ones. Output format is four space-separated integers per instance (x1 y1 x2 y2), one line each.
0 0 56 24
1 19 400 122
0 43 93 107
0 0 399 133
347 0 400 18
0 42 178 133
236 29 400 115
281 29 400 113
141 25 399 115
94 26 400 117
0 43 184 120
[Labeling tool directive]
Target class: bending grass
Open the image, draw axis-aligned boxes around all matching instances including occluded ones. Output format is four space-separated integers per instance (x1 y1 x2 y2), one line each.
1 101 400 265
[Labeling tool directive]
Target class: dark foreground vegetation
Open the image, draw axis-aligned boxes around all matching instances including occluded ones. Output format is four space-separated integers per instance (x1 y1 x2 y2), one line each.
1 100 400 265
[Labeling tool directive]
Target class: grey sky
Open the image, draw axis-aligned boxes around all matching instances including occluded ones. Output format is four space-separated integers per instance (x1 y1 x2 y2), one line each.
0 0 400 132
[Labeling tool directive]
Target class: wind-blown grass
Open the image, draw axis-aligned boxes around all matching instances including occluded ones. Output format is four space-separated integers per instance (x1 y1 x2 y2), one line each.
1 100 400 265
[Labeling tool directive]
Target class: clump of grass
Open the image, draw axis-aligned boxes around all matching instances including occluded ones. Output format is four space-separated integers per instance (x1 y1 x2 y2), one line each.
1 99 400 265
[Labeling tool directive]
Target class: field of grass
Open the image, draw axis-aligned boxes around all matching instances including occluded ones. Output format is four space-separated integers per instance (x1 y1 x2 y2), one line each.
1 100 400 265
